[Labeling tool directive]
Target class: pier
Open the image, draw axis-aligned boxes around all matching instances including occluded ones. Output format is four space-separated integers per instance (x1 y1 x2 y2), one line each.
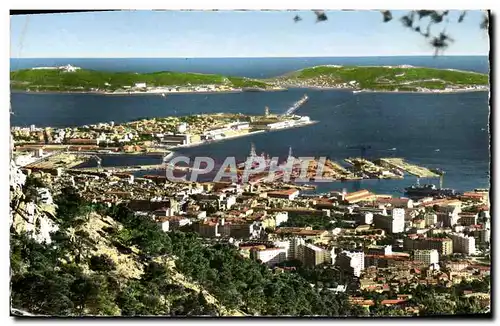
376 158 439 178
283 94 309 116
344 157 403 179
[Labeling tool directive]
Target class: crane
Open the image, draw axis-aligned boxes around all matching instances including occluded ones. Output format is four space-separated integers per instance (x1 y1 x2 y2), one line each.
89 155 102 171
346 145 372 159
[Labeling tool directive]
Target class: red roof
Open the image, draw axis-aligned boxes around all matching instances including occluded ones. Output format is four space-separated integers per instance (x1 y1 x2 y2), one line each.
462 192 487 198
381 299 407 305
268 188 299 196
376 197 410 205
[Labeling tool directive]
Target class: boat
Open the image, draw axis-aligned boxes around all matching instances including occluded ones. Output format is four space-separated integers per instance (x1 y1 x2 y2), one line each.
404 184 456 199
430 168 445 175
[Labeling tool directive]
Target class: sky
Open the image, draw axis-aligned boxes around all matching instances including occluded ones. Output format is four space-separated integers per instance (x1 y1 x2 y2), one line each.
10 10 490 58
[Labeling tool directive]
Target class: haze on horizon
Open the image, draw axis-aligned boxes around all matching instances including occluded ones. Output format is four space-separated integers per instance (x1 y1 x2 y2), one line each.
10 10 489 58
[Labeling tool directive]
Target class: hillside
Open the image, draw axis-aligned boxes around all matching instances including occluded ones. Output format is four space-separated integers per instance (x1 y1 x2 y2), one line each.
10 68 271 92
10 65 489 93
9 166 242 316
10 166 364 317
269 65 489 92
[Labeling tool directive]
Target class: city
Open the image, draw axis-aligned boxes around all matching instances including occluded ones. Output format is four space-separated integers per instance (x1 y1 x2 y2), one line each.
9 9 490 318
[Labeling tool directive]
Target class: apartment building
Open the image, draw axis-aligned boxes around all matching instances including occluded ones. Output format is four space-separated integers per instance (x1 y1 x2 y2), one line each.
449 232 476 255
404 236 453 256
413 249 439 266
301 243 335 267
336 250 365 277
457 213 478 226
250 247 287 267
373 208 405 233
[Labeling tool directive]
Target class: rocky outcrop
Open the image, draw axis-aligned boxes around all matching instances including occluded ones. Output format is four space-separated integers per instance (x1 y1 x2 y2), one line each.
10 160 58 244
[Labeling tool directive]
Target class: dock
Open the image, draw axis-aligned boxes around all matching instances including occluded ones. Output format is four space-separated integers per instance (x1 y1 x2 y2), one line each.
376 158 439 178
344 157 403 180
75 164 165 173
25 152 92 170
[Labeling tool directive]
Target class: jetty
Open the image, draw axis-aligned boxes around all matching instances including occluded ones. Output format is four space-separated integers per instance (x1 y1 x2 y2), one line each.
376 158 439 178
283 94 309 116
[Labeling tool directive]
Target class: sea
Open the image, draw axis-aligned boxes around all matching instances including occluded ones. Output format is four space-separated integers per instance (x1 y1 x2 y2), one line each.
10 56 490 196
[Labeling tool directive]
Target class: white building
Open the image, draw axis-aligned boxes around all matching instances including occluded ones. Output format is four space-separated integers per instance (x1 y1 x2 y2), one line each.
336 250 365 277
31 64 81 72
274 211 289 227
251 247 287 267
373 208 405 233
392 208 405 233
362 212 373 225
223 195 237 210
273 240 291 259
157 216 191 232
229 121 250 130
135 82 147 88
177 123 188 133
60 64 80 72
449 232 476 255
413 249 439 265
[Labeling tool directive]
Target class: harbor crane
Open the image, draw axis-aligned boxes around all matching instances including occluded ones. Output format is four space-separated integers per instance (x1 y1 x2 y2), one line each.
89 155 102 171
346 145 372 159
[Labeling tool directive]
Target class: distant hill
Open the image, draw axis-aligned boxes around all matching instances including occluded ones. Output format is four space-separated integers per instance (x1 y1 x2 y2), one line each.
10 67 271 92
268 65 489 92
10 65 489 93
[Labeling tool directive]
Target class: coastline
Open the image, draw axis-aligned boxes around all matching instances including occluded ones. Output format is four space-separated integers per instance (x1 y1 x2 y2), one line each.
10 87 287 96
169 121 318 151
276 84 489 94
11 85 488 96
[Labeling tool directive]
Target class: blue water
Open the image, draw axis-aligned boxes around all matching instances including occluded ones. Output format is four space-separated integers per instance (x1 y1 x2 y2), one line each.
10 56 490 195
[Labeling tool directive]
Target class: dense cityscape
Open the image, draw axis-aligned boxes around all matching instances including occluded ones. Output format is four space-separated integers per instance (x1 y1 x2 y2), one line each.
10 111 491 316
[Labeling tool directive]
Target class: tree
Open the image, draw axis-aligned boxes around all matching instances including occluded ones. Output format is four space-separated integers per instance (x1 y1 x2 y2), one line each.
455 297 483 315
70 274 120 316
294 10 489 56
11 272 74 316
89 254 116 272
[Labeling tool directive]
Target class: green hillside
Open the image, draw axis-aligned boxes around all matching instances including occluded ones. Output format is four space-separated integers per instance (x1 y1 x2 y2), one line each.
10 68 271 92
10 65 489 93
270 65 489 91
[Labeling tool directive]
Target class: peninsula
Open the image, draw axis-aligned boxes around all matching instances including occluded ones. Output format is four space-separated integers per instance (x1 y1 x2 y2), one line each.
10 64 489 94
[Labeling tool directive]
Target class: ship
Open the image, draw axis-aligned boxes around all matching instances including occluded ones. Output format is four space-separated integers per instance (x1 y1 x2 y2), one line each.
404 184 456 199
233 144 295 173
430 167 445 175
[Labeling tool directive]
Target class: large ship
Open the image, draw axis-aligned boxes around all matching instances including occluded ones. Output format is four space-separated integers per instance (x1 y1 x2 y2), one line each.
404 184 456 199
